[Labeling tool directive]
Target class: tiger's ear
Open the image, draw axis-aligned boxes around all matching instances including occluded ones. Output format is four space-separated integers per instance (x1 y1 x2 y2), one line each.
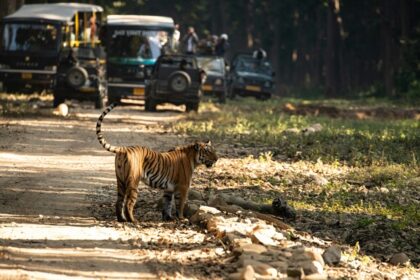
206 140 212 146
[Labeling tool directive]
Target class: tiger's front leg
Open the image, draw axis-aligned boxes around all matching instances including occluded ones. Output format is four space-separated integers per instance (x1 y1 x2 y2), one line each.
176 186 189 220
162 191 174 221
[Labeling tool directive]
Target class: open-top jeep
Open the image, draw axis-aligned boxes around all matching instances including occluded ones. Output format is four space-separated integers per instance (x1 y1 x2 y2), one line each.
103 15 175 105
145 54 203 112
0 3 106 108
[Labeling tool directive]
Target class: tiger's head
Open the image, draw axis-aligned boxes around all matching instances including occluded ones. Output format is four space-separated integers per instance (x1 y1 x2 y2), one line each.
195 140 218 168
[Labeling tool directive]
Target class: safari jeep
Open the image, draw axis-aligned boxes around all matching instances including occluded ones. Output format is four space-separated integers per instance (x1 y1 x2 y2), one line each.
228 53 275 100
0 3 106 108
103 15 175 104
196 55 227 103
145 54 203 112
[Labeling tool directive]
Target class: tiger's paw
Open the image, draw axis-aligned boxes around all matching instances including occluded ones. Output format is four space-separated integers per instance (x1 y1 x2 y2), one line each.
162 212 175 221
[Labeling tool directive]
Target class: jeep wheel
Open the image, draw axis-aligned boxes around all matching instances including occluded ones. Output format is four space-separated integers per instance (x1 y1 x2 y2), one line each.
145 99 157 112
66 66 88 89
186 102 199 112
168 71 191 93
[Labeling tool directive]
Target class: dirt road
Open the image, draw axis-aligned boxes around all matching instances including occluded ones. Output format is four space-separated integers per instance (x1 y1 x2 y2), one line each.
0 105 229 279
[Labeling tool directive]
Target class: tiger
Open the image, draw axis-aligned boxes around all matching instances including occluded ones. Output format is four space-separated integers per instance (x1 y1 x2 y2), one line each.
96 103 218 223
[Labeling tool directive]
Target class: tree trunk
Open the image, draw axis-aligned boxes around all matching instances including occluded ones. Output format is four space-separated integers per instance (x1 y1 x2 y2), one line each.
325 0 342 98
382 0 396 97
245 0 255 49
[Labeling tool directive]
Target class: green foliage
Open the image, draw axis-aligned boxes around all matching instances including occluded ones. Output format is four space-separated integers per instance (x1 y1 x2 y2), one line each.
173 99 420 166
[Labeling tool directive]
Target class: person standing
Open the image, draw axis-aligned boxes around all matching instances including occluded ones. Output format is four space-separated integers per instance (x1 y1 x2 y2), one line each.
215 33 229 58
181 26 199 55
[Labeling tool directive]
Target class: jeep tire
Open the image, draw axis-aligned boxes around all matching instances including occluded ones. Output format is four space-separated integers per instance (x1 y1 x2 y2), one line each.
168 71 191 93
66 66 88 89
145 98 157 112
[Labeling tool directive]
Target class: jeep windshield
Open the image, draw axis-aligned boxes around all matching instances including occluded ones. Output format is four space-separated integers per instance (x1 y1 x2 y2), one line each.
196 57 224 75
1 22 59 53
108 29 170 64
236 57 272 76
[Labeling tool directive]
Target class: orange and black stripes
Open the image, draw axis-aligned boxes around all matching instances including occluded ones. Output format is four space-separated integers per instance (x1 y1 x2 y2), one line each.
96 102 120 153
95 105 218 223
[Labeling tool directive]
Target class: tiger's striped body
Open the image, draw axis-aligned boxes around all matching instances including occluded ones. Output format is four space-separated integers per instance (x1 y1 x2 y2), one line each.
96 104 217 222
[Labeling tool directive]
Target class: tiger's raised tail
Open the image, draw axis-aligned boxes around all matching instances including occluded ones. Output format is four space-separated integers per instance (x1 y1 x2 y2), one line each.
96 103 121 153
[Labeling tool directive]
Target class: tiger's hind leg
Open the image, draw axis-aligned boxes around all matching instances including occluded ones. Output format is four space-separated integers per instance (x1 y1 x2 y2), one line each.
116 179 127 222
124 178 140 223
162 191 174 221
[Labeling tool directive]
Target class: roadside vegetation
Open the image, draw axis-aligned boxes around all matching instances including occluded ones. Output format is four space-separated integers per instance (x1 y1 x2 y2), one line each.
172 98 420 264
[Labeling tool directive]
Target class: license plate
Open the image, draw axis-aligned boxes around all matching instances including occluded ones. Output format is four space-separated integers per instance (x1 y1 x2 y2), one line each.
22 73 32 79
133 87 145 96
202 84 213 91
246 85 261 92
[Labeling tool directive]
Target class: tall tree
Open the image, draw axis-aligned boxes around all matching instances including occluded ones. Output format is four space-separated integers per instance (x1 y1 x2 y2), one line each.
382 0 397 97
325 0 343 97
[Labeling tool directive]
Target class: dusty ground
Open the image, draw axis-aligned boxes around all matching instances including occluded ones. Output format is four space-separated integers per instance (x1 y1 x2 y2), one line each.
0 103 232 279
0 96 418 279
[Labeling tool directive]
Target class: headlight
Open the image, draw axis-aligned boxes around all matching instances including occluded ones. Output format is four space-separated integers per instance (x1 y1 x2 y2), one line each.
214 78 222 85
0 64 10 69
264 81 271 87
45 65 57 72
238 77 244 84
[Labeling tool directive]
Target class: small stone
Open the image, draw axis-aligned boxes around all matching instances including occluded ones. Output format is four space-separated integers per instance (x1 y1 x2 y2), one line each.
53 103 68 117
238 253 268 264
184 201 200 218
269 261 288 273
292 251 311 262
300 260 323 275
287 267 304 278
304 249 325 267
240 265 255 280
302 273 328 280
251 231 277 246
227 272 241 280
322 245 341 266
389 252 410 266
188 190 205 201
242 260 277 277
199 205 221 214
208 195 228 208
239 244 268 254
